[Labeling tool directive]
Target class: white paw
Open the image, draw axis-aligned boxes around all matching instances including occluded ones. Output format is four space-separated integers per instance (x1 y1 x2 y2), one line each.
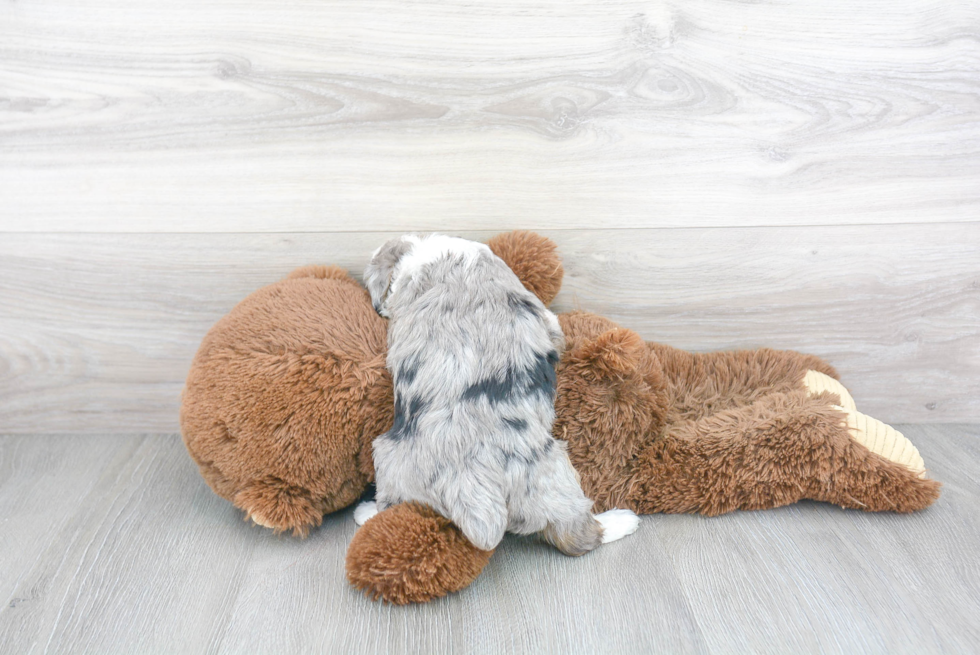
353 500 379 526
595 508 640 544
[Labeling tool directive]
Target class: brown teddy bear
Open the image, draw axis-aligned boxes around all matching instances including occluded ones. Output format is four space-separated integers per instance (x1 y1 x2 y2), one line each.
181 231 940 605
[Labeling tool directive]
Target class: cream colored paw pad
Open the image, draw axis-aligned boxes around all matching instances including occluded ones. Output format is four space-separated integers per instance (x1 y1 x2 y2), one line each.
250 513 274 529
804 369 926 478
844 411 926 478
803 370 857 412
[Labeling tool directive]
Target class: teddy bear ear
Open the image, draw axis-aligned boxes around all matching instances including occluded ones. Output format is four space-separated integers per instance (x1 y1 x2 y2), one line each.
486 231 564 307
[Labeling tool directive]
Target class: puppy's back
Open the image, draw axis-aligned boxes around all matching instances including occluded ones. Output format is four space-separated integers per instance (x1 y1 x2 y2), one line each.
385 245 562 424
373 237 575 551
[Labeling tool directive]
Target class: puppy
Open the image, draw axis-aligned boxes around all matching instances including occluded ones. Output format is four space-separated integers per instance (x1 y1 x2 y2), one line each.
356 234 639 554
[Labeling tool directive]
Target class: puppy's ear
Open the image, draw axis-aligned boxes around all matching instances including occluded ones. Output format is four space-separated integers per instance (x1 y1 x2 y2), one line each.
363 256 394 316
364 238 413 316
487 231 563 307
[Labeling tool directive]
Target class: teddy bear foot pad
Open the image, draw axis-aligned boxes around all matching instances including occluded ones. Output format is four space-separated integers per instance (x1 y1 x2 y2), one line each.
804 370 926 477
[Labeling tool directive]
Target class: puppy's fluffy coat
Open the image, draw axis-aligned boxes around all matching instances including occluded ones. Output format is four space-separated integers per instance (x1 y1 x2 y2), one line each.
360 234 637 553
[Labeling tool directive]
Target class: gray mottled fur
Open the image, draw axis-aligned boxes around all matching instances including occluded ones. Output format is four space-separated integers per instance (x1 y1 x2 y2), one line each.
364 234 603 554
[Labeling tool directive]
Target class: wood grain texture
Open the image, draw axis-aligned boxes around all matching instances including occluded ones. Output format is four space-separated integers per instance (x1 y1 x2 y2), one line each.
0 427 977 654
1 225 977 433
1 0 979 231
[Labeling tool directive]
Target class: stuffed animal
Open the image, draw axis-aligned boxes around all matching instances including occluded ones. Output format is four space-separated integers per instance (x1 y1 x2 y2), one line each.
180 231 941 605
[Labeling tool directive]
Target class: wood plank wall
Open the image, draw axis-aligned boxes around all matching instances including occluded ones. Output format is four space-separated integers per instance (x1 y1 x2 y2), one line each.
1 0 978 432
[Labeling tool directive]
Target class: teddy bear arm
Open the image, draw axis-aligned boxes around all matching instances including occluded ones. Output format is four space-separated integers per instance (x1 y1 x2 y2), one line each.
554 324 671 511
627 389 940 516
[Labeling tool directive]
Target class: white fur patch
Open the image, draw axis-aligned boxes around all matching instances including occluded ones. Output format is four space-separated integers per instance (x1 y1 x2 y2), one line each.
595 509 640 543
389 234 490 299
353 500 379 526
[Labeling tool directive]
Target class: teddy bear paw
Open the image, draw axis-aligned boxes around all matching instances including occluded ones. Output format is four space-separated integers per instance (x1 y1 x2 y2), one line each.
594 509 641 544
249 511 275 529
840 409 927 478
803 370 857 411
803 369 926 478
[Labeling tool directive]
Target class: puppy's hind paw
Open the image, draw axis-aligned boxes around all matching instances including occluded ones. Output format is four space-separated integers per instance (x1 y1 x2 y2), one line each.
353 501 379 526
595 509 640 544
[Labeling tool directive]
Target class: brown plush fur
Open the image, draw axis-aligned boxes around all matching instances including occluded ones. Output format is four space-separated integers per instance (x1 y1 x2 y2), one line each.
180 231 941 603
546 310 939 515
346 503 494 605
180 265 392 536
486 230 564 307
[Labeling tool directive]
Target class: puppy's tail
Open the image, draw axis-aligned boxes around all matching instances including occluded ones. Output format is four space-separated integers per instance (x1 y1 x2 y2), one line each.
542 509 640 556
541 514 604 557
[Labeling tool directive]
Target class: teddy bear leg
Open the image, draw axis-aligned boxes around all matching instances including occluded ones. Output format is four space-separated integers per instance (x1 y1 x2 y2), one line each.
346 502 494 604
628 390 940 516
652 345 840 421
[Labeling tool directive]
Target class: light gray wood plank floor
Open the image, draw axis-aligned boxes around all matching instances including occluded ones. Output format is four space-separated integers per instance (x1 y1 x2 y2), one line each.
1 426 977 654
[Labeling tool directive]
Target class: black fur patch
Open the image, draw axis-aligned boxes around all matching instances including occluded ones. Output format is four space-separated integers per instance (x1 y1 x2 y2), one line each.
397 356 420 386
504 417 528 431
503 447 539 468
507 292 540 317
526 351 559 399
461 350 559 405
461 370 519 404
387 394 428 441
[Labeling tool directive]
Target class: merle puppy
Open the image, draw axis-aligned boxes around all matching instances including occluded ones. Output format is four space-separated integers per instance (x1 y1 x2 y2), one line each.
355 234 638 554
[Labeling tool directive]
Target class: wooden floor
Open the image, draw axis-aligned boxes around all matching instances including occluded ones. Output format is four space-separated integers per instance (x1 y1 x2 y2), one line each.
0 425 977 654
